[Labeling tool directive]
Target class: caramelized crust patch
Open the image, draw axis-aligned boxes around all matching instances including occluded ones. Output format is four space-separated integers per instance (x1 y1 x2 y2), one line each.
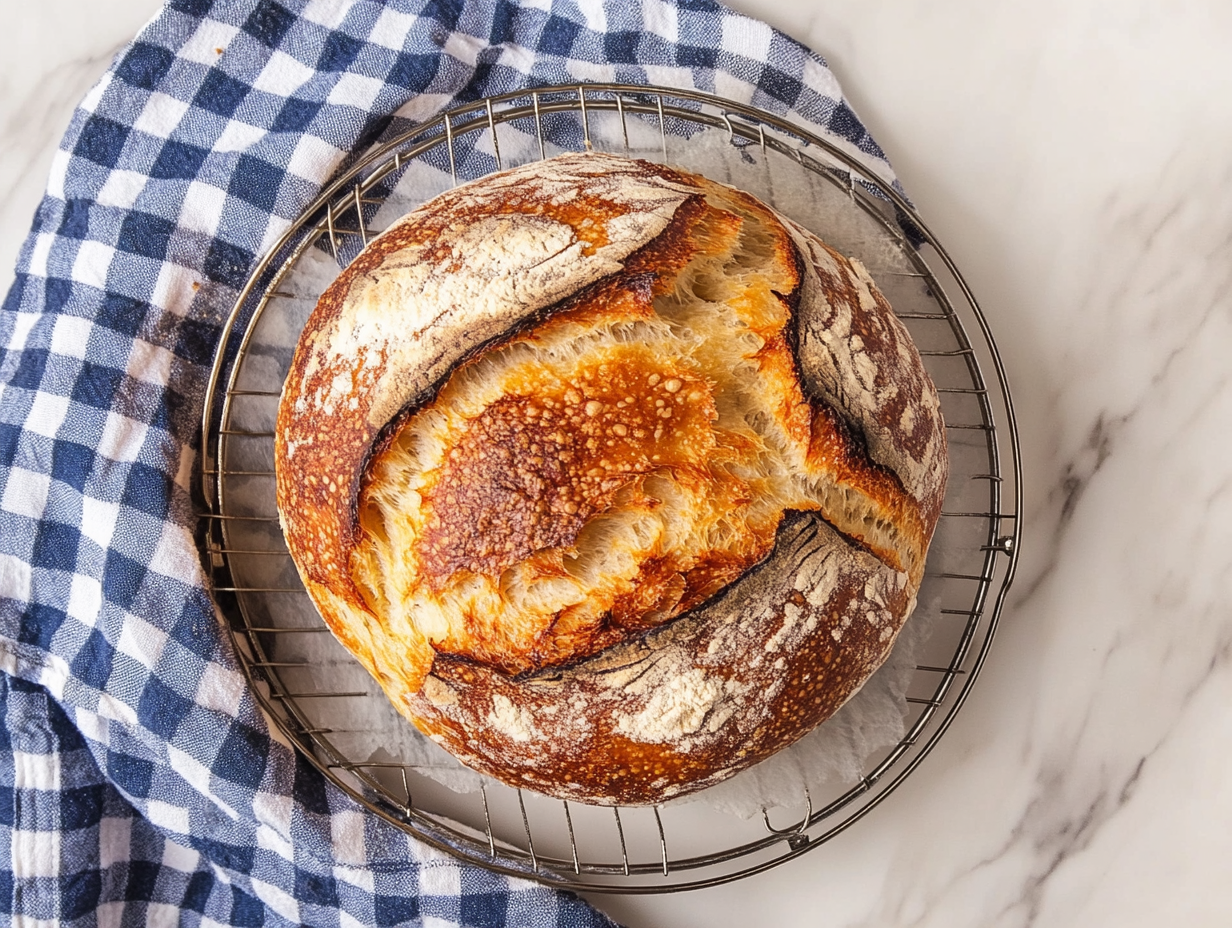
416 344 717 587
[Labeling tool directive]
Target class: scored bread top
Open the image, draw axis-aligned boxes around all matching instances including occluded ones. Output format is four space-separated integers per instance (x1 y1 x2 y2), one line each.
275 152 947 742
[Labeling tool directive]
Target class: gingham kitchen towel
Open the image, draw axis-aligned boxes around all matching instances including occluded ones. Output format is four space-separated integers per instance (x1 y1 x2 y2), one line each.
0 0 898 924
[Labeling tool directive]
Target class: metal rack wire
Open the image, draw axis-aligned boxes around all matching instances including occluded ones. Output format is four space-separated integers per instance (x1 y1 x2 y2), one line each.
200 84 1021 892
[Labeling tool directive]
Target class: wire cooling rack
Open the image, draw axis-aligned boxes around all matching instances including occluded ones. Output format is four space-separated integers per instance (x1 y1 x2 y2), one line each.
200 84 1021 892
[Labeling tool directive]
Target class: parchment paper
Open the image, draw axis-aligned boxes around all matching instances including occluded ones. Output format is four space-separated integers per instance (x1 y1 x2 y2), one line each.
219 126 980 820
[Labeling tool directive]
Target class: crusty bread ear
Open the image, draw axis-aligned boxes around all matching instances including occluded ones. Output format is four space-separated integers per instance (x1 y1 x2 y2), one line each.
275 152 947 805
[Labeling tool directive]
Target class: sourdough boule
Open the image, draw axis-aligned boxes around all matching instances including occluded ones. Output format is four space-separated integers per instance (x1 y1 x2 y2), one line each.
275 151 947 805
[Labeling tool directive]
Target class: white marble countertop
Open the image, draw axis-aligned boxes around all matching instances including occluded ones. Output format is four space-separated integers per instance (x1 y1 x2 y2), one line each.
5 2 1231 926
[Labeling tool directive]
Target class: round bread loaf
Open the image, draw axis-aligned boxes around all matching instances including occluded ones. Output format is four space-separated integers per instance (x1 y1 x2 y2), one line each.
274 152 947 806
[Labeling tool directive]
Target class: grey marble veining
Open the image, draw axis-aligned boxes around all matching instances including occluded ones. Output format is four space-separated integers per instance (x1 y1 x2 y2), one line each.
4 2 1232 926
615 2 1232 925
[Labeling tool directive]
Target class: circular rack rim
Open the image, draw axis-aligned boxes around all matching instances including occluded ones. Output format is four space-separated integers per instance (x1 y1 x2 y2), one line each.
200 82 1022 893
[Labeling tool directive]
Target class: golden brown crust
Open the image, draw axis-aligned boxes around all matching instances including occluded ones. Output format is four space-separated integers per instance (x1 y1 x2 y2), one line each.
275 152 948 805
276 155 705 647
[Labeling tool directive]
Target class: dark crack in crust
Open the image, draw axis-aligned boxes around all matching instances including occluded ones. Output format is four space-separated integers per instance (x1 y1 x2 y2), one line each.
409 513 912 805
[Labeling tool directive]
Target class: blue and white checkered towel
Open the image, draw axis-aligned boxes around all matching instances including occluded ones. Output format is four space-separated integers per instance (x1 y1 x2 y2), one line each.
0 1 897 924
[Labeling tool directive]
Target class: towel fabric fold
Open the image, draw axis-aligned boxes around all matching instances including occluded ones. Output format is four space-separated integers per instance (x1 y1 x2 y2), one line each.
0 0 896 924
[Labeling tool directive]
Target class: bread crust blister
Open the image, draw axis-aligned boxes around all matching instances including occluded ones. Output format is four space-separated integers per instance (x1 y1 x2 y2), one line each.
275 151 947 805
